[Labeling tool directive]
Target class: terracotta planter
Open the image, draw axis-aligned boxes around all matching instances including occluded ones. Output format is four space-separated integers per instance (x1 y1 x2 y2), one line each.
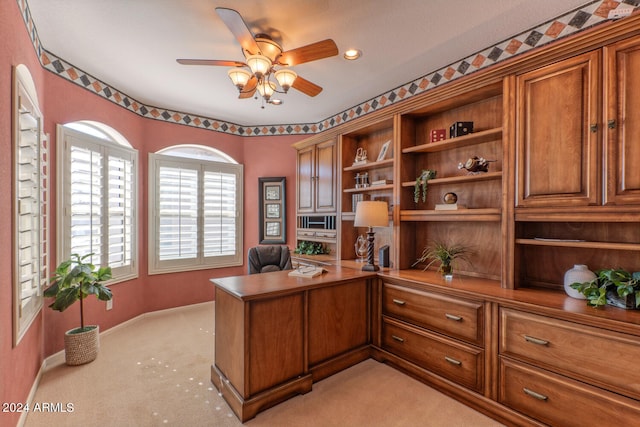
64 325 99 366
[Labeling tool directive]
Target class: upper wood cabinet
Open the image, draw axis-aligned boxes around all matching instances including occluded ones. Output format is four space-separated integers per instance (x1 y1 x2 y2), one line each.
604 37 640 205
296 138 337 213
515 51 600 207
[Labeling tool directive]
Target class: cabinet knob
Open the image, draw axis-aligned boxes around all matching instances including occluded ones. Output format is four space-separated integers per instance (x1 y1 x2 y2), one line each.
523 387 548 401
524 335 549 346
590 123 598 133
608 119 616 129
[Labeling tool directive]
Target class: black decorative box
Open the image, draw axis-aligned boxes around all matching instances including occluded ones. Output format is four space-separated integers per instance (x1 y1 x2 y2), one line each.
449 121 473 138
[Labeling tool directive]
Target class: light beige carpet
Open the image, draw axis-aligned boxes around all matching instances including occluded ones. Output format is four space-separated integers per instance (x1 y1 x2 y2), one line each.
25 302 503 427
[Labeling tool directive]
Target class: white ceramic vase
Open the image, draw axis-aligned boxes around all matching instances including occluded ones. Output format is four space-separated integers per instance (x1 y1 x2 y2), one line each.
563 264 596 299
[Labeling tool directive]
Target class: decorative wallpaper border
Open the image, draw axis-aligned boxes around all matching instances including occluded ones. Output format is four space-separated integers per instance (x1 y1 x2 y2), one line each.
16 0 640 137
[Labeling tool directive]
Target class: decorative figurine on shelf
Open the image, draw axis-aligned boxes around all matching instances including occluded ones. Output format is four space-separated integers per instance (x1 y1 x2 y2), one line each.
458 156 496 173
443 192 458 204
353 147 368 165
355 172 362 189
414 169 437 203
361 172 369 188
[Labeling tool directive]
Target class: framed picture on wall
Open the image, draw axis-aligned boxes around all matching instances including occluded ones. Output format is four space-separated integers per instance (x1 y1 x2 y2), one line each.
259 177 286 244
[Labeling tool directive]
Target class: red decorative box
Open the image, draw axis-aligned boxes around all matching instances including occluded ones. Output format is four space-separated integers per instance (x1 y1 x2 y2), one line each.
430 129 446 142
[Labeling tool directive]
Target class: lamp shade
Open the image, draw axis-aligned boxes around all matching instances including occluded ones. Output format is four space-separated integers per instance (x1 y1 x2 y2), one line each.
245 54 271 77
354 201 388 227
257 80 276 100
274 69 297 92
227 68 251 89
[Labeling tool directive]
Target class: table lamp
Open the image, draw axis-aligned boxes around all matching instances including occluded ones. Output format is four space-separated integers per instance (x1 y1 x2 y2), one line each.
353 200 389 271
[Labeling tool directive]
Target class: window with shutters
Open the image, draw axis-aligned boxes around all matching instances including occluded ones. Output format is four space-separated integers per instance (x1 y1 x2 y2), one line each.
57 121 138 283
148 146 243 274
13 64 48 345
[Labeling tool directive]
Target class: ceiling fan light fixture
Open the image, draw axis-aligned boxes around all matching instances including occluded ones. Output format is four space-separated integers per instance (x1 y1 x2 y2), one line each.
274 69 298 92
227 68 252 90
257 80 276 101
246 54 271 78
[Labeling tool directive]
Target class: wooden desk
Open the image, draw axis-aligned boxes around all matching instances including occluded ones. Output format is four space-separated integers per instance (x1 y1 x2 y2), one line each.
210 267 377 422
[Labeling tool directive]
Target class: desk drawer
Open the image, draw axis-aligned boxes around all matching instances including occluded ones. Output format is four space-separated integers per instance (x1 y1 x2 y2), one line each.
500 307 640 399
382 318 484 392
383 283 484 346
499 358 640 427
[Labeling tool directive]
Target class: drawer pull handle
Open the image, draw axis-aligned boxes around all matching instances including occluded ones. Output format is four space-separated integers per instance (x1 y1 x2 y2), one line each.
523 387 548 401
444 356 462 366
524 335 549 346
445 313 462 321
392 299 406 306
391 335 405 343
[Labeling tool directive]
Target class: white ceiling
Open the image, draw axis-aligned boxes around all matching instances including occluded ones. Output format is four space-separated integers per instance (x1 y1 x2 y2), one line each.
28 0 591 127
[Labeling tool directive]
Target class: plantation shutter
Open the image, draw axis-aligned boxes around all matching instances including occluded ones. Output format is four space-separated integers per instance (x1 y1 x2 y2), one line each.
15 85 48 339
108 155 133 268
157 166 199 260
203 170 237 257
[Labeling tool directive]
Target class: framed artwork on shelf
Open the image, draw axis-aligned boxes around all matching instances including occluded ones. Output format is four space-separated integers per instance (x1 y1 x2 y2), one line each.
259 177 286 244
377 140 391 161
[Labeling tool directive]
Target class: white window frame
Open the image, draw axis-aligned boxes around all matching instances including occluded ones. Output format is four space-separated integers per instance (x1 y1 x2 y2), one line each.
148 151 243 274
56 123 138 284
13 64 47 346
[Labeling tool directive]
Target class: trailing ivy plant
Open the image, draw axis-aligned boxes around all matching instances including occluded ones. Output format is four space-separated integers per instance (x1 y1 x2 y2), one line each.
414 169 437 203
570 268 640 308
294 241 330 255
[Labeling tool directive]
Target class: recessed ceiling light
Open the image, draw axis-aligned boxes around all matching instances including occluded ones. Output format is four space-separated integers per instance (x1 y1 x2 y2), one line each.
343 49 362 60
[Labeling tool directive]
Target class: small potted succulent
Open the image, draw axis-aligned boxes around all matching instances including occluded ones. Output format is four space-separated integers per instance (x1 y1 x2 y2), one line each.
414 169 437 203
412 240 472 278
570 268 640 309
44 253 113 365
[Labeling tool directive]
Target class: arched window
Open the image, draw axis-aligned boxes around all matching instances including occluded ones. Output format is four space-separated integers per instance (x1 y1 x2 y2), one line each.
148 145 243 274
57 121 138 283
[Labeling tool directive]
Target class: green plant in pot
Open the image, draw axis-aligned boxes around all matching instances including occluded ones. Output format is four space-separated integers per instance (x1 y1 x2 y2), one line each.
412 240 472 278
44 253 113 365
570 268 640 309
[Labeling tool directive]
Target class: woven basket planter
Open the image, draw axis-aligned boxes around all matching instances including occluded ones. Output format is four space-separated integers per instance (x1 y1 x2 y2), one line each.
64 325 99 366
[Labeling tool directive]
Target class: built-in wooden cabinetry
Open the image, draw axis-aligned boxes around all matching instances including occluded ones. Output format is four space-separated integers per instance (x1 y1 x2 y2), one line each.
294 136 338 255
289 16 640 427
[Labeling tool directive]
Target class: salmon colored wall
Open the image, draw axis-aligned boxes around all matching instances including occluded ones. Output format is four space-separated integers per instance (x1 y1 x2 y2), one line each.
1 0 305 420
1 0 47 423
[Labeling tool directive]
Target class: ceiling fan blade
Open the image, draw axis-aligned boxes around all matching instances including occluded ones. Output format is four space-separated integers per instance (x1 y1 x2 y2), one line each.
292 75 323 97
177 59 247 67
215 7 260 56
278 39 338 66
239 76 258 99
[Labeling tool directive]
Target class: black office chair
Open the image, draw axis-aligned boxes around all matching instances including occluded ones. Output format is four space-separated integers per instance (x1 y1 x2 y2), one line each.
247 245 293 274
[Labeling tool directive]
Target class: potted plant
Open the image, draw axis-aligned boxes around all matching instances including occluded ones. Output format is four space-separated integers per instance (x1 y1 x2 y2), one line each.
414 169 437 203
570 268 640 309
412 240 472 277
44 253 113 365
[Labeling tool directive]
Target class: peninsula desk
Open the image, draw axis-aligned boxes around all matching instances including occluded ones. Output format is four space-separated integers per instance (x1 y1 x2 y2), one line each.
210 267 377 422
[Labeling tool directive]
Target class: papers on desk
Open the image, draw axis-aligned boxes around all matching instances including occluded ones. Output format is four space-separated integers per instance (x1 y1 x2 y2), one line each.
288 266 327 278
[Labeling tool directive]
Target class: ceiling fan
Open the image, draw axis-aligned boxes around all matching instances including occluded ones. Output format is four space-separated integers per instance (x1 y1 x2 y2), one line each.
177 7 339 106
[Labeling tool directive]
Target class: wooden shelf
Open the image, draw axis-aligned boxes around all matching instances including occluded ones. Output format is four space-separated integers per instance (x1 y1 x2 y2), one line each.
515 206 640 222
402 128 502 154
516 238 640 251
401 208 501 222
344 184 394 193
343 158 394 172
401 171 502 187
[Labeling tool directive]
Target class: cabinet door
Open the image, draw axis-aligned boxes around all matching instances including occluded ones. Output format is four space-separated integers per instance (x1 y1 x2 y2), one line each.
516 51 600 207
314 139 337 212
604 38 640 205
297 145 315 212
